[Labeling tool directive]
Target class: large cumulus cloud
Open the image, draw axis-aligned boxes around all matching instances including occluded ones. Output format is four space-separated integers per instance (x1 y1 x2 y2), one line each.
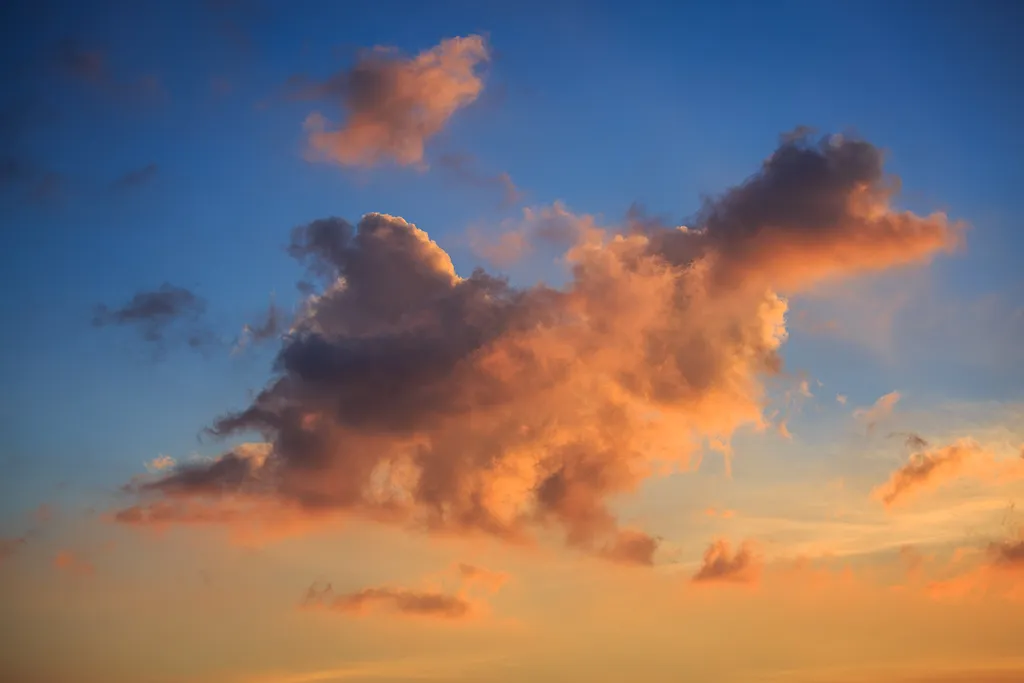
115 131 963 564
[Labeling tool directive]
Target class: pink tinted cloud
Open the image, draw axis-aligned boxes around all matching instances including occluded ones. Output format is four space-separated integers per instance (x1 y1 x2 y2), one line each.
873 438 1024 508
301 36 489 167
692 539 761 585
303 583 473 620
301 562 507 621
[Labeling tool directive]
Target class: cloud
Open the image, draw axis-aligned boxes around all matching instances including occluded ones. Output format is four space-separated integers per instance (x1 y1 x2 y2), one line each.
873 438 1024 508
145 455 176 472
300 563 505 621
126 442 271 498
988 536 1024 570
674 131 962 292
926 530 1024 602
233 298 283 353
600 529 660 566
112 163 158 190
691 539 761 584
204 0 263 56
298 35 489 167
302 583 472 620
210 76 233 97
468 226 531 269
111 497 340 546
836 393 847 405
33 504 54 523
115 131 961 563
56 38 106 83
55 38 166 103
469 201 602 268
0 99 66 206
1 160 65 205
53 550 94 576
456 563 508 592
92 283 211 349
895 431 929 451
854 390 901 433
0 536 27 563
437 152 522 206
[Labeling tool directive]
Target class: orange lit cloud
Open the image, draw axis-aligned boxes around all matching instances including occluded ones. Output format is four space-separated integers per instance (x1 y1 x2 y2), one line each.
145 454 176 472
301 562 506 621
767 556 865 597
116 131 962 564
854 390 900 433
53 550 94 576
469 201 603 267
456 563 509 593
299 36 489 167
926 532 1024 602
111 496 345 546
302 583 473 620
692 539 761 585
873 438 1024 508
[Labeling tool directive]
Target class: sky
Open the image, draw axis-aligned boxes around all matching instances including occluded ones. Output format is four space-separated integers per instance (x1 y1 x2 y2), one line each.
1 1 1024 682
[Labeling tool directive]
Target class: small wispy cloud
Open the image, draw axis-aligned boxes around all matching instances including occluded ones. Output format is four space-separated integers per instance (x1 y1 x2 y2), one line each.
112 163 158 190
53 550 94 576
691 539 761 585
854 390 901 434
55 37 167 103
300 562 508 621
145 455 176 472
92 283 213 352
437 152 522 206
873 438 1024 508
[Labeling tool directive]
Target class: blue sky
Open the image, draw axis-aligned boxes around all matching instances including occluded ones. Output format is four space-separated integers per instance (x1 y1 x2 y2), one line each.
1 0 1022 543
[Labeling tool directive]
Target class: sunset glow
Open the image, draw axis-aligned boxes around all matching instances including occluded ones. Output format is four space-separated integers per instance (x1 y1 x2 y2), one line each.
2 2 1023 682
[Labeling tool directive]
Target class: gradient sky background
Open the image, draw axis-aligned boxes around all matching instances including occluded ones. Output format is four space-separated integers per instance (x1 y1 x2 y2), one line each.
2 1 1024 682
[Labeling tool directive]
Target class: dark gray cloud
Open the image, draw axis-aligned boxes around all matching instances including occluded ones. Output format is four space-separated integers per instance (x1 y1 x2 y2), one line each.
0 157 64 205
0 103 65 205
92 284 209 347
889 431 930 451
302 582 473 620
0 157 37 186
112 163 158 190
988 537 1024 568
54 37 166 103
56 38 106 84
204 0 264 56
437 153 522 207
234 299 283 352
